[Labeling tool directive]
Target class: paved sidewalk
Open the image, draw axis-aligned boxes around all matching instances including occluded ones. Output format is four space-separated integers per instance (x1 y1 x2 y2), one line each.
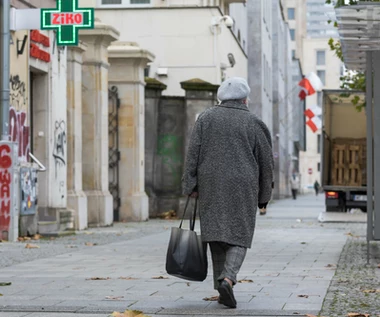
0 195 365 316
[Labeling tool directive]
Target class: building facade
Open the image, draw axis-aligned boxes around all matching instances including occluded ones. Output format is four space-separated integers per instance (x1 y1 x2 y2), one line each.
83 0 247 96
299 0 341 193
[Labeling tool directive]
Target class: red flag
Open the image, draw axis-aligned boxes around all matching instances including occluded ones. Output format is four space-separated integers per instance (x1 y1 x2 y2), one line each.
299 90 307 100
299 77 316 97
304 108 315 119
306 116 322 133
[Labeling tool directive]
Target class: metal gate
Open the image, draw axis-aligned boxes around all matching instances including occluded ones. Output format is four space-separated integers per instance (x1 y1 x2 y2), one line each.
108 86 120 221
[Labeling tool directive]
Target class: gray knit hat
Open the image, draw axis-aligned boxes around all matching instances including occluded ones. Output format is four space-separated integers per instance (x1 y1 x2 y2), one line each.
217 77 250 101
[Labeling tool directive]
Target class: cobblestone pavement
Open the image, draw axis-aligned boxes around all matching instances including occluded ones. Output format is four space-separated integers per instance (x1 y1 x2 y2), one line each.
0 194 378 317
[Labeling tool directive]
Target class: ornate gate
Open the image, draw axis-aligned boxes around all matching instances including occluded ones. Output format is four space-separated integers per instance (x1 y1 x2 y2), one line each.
108 86 120 221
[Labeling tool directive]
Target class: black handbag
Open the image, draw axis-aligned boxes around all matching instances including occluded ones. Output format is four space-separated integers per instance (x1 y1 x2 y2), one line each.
165 197 208 282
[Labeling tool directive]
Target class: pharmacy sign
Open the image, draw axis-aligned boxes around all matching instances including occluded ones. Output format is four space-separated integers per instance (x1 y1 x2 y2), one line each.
40 0 94 46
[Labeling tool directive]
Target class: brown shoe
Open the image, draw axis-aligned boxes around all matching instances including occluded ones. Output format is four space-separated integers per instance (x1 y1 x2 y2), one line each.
259 208 267 216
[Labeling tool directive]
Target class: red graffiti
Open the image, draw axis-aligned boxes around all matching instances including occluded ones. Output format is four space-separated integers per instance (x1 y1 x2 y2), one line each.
0 144 12 241
9 107 30 161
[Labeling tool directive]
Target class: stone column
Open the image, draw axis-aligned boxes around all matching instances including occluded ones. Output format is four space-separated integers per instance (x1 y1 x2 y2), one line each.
145 78 166 217
179 78 218 217
66 42 88 230
108 42 154 222
80 23 119 227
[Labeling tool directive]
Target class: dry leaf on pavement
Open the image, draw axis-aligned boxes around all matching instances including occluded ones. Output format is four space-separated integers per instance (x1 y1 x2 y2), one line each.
305 314 318 317
151 276 169 279
325 264 336 268
17 237 24 242
118 277 138 280
297 295 309 298
85 242 98 246
66 245 78 248
187 282 190 286
347 313 370 317
238 279 253 283
105 296 124 300
111 310 150 317
23 237 31 241
0 294 2 296
203 295 219 301
86 277 110 280
32 234 41 240
0 282 11 286
362 289 380 293
25 243 40 249
158 210 178 220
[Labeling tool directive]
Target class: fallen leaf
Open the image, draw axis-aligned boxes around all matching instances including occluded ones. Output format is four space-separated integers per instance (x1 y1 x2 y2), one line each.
105 295 124 300
346 232 360 238
69 237 77 240
306 314 318 317
116 234 122 236
158 210 178 220
85 242 95 246
84 231 94 235
118 277 138 280
0 294 2 296
23 237 31 241
50 237 56 240
325 264 336 268
297 294 309 298
238 279 253 283
151 276 169 279
203 295 219 301
32 234 41 240
17 237 24 242
111 310 150 317
347 314 370 317
362 289 380 293
66 245 78 248
25 243 40 249
186 282 190 286
0 282 11 286
86 277 110 280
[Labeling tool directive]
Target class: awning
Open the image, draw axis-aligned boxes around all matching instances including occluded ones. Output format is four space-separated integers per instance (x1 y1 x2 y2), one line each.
336 2 380 71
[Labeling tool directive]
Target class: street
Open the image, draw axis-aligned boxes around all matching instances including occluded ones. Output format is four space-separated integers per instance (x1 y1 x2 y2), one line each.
0 194 378 317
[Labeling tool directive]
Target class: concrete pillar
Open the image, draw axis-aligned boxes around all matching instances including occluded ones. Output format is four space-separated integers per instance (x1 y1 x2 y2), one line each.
181 79 218 152
179 78 218 217
66 42 88 230
108 42 154 221
79 22 119 227
145 78 166 217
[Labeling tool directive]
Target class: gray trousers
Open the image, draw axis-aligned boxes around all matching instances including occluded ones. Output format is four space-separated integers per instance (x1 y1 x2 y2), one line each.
209 242 247 290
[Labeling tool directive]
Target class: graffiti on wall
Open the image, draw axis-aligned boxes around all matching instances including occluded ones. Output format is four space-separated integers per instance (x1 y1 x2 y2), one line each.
20 167 37 216
157 135 182 185
52 120 66 179
9 75 27 110
0 144 13 241
9 107 30 162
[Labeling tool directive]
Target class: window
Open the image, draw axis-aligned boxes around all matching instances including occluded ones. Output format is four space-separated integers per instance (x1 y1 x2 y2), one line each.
317 162 321 172
290 29 295 41
292 50 296 59
316 50 326 65
317 135 321 154
317 70 326 85
288 8 295 20
101 0 150 6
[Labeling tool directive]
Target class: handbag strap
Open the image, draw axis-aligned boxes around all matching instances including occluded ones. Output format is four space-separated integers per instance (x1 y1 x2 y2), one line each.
179 196 198 231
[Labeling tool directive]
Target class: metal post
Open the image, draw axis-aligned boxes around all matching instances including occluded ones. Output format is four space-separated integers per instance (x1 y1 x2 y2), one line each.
0 0 10 140
366 51 373 264
373 51 380 241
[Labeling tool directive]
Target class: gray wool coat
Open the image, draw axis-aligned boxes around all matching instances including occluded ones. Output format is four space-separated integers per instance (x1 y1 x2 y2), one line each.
182 101 274 248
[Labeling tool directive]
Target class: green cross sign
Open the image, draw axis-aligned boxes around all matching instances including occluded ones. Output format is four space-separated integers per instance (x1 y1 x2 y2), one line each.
40 0 94 46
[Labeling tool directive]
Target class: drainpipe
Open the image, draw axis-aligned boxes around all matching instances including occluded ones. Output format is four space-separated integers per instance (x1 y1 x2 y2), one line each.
0 0 10 140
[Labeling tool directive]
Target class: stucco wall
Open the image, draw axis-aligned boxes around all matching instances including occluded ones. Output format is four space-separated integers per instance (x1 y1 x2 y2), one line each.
89 6 247 95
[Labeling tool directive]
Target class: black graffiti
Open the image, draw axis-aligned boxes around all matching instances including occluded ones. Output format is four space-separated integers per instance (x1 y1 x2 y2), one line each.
52 120 66 178
9 75 27 109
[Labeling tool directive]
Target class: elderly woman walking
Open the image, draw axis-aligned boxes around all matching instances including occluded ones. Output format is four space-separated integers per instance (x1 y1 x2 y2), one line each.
182 77 274 309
